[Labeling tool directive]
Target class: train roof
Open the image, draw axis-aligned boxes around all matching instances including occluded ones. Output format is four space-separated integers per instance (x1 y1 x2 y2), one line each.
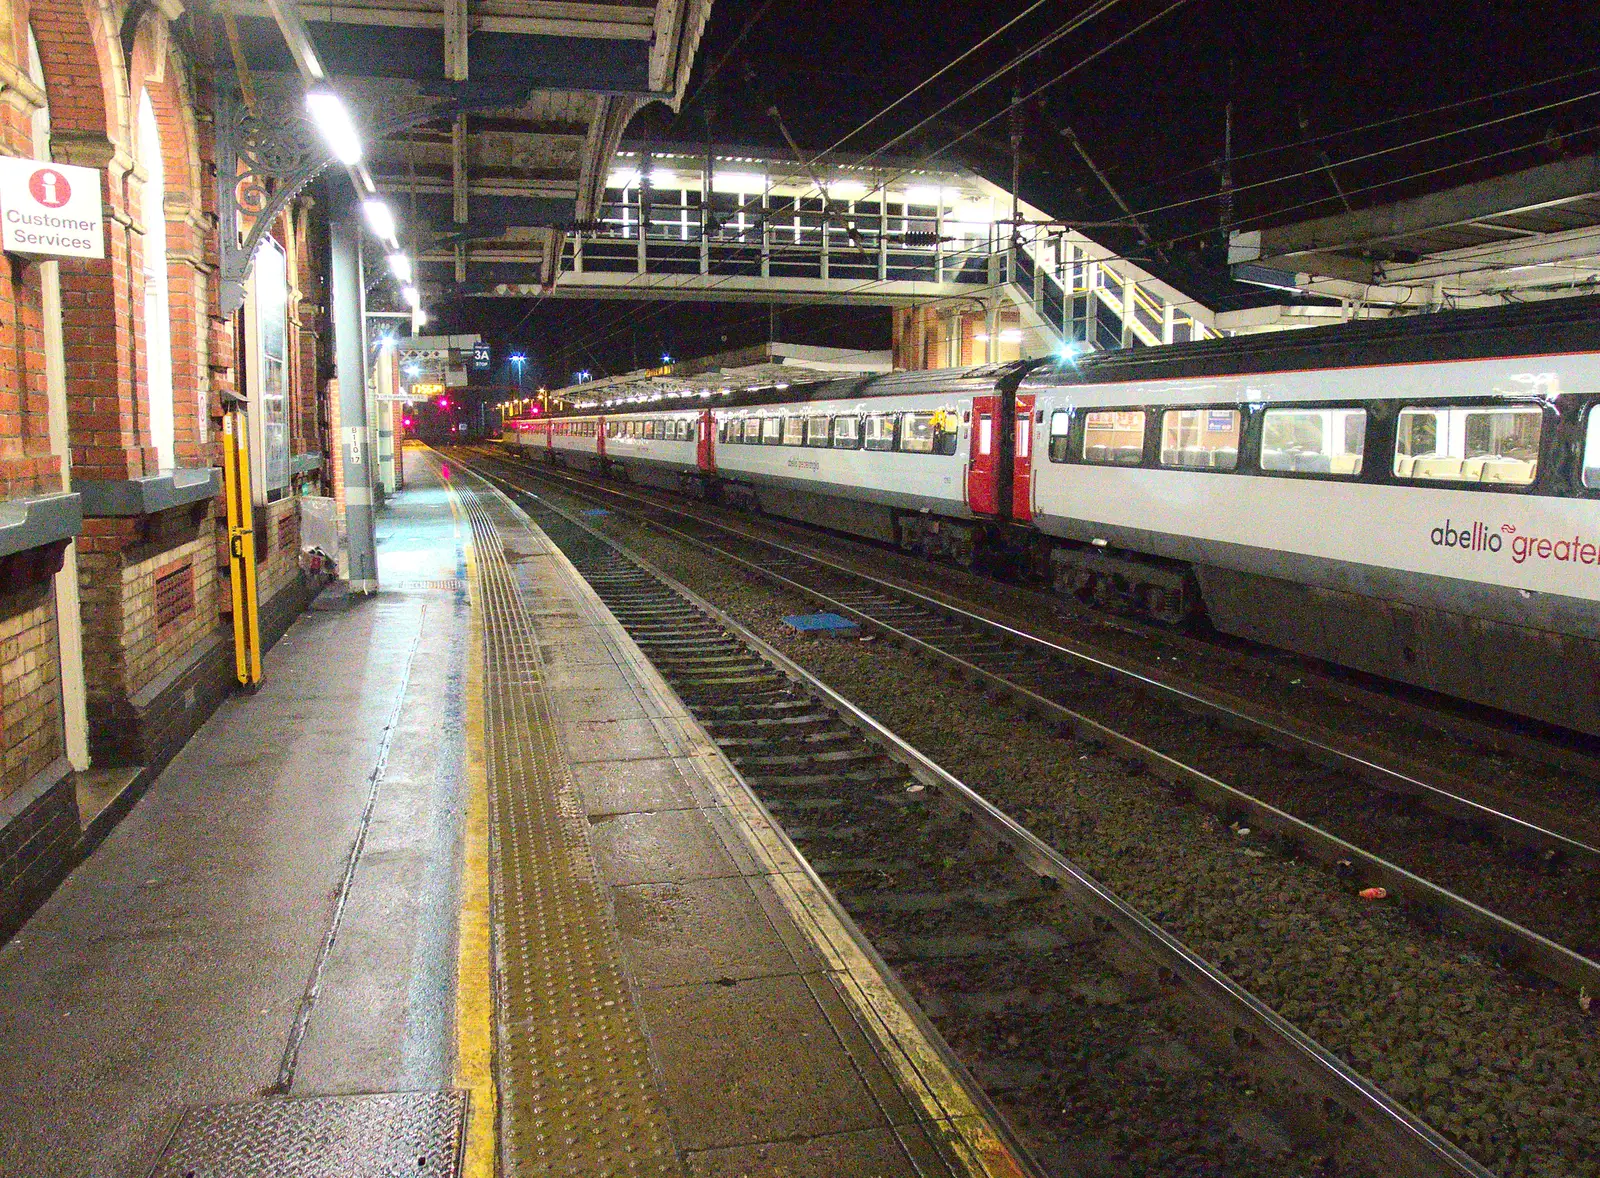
550 361 1034 417
1025 297 1600 388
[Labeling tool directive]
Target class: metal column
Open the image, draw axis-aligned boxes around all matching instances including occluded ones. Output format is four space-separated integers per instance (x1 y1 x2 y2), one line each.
332 208 379 592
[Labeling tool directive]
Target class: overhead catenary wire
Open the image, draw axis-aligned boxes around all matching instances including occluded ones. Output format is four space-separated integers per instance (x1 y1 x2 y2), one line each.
1144 62 1600 192
803 0 1057 161
556 0 1150 364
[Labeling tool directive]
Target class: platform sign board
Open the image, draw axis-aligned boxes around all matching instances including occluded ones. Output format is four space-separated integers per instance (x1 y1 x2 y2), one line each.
473 342 490 369
0 158 104 259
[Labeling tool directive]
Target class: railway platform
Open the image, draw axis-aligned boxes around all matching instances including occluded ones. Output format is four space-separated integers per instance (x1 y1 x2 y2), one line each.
0 445 1023 1178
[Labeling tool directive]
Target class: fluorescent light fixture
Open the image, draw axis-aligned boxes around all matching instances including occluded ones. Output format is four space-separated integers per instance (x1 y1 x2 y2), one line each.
906 185 946 206
975 332 990 342
649 169 677 188
607 168 640 189
387 253 412 283
1000 328 1023 343
401 284 420 309
828 179 868 199
305 89 363 166
362 199 397 242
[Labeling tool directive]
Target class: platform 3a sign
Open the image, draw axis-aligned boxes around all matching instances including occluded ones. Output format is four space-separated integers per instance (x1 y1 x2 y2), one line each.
0 158 104 259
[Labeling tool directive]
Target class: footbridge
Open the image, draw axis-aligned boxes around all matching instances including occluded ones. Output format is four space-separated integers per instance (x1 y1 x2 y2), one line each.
445 145 1221 357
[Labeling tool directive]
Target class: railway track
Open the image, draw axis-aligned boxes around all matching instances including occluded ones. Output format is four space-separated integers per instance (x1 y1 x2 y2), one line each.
457 446 1600 997
503 472 1492 1178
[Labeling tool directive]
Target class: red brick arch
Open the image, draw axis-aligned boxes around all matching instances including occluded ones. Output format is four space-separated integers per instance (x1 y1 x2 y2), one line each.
128 13 207 467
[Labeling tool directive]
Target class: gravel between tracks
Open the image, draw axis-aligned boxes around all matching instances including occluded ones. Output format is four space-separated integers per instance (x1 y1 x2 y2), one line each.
548 488 1600 1178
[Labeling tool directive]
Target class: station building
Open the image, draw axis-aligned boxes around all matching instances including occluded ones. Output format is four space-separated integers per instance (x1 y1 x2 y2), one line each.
0 0 330 938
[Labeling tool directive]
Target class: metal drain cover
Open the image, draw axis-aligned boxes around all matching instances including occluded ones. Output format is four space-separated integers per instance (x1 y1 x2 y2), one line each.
149 1090 467 1178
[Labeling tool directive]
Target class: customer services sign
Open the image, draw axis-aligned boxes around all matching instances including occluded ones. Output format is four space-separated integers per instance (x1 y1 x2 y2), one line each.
0 158 104 258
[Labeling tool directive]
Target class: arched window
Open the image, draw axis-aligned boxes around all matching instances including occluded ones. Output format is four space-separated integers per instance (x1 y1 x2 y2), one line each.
27 29 47 156
138 89 174 470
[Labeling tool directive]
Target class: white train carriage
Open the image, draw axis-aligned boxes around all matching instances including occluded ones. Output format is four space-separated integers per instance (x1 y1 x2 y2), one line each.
601 410 713 490
502 414 607 473
1019 301 1600 735
708 369 1013 553
493 301 1600 735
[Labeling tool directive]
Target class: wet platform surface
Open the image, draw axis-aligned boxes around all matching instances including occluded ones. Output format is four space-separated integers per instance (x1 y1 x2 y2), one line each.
0 448 1015 1178
0 466 474 1177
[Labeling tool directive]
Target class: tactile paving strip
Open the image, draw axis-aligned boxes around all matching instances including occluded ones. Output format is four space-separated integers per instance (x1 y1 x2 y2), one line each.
149 1090 466 1178
453 477 683 1177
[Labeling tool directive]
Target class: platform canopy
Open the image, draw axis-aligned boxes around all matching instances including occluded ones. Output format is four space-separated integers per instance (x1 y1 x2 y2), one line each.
213 0 712 298
535 342 894 411
1228 153 1600 315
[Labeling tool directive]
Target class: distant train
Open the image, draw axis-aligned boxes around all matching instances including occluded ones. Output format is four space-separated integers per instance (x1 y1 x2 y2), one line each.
502 301 1600 738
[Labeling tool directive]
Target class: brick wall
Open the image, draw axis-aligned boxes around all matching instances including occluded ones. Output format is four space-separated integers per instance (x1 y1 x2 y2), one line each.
0 584 62 799
259 497 301 603
78 507 219 764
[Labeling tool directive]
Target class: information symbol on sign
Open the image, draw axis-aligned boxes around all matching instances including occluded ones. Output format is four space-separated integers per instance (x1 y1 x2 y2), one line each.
29 168 71 208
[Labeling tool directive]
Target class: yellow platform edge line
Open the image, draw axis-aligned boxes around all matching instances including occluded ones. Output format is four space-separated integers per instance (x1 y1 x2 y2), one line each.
461 460 1025 1178
444 463 497 1178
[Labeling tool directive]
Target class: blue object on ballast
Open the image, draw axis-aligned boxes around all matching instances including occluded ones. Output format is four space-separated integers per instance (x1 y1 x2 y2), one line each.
780 612 859 637
581 508 610 516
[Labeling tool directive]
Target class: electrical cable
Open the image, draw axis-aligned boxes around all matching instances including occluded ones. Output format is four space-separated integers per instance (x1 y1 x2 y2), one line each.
804 0 1056 161
1142 62 1600 191
680 0 779 114
566 0 1142 360
1118 84 1600 223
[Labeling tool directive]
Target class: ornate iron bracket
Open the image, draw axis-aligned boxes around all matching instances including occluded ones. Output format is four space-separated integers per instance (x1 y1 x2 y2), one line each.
215 78 335 315
215 75 542 315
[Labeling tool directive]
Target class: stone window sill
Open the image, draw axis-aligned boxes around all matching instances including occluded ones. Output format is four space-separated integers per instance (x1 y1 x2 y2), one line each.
76 468 222 517
0 491 81 559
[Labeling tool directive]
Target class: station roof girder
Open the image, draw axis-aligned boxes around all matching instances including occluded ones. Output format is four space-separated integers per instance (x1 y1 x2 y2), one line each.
1230 152 1600 308
216 0 711 298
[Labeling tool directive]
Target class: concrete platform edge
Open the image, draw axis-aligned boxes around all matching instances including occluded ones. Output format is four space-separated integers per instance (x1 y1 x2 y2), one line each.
473 465 1025 1178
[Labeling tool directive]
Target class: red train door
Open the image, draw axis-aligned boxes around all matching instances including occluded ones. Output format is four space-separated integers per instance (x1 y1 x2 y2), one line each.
1012 393 1035 521
966 395 1001 516
698 408 715 472
597 417 607 458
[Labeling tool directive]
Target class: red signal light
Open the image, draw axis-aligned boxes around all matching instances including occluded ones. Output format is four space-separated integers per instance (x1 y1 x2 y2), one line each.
438 396 449 409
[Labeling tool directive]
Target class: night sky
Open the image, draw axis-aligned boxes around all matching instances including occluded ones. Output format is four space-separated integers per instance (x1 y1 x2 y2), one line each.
437 0 1600 388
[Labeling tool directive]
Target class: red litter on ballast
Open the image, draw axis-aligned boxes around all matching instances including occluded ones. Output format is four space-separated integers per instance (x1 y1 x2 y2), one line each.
1359 887 1388 901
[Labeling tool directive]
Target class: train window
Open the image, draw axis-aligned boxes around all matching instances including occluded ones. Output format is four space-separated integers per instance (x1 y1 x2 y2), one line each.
762 416 783 445
687 420 698 442
1080 410 1144 465
899 411 958 455
783 416 805 446
1160 409 1239 471
1394 404 1541 485
1260 408 1366 476
1585 408 1600 489
1048 410 1072 462
864 413 897 451
833 415 862 449
805 415 831 447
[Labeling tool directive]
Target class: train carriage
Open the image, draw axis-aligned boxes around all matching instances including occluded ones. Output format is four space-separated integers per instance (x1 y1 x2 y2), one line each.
499 300 1600 736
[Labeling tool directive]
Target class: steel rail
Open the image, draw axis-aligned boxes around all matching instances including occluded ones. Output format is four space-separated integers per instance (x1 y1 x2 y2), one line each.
468 447 1600 871
456 447 1600 997
499 464 1498 1178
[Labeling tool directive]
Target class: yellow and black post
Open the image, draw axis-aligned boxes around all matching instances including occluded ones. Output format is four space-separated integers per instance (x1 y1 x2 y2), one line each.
222 406 263 688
